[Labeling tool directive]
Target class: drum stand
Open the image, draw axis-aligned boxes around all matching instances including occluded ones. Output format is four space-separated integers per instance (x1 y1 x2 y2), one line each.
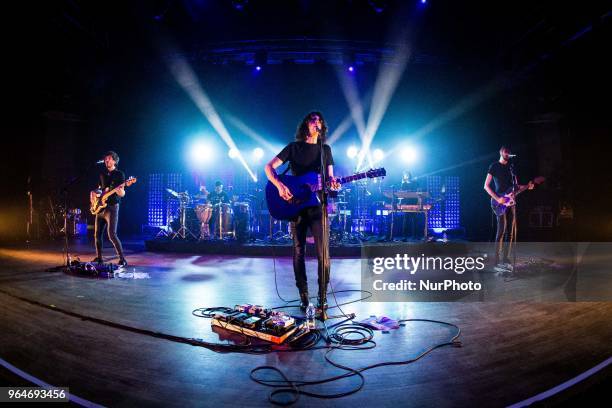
210 203 234 241
172 201 197 240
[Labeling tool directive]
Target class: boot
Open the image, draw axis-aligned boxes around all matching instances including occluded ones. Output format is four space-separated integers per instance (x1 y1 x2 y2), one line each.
317 290 328 311
299 292 310 311
317 291 328 321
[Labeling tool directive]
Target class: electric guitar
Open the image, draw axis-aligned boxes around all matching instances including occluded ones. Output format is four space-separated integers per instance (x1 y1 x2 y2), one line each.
491 176 545 216
90 176 137 215
266 168 386 221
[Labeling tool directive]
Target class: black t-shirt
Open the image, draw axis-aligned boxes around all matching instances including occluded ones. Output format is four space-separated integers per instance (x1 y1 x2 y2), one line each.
276 141 334 176
99 169 125 206
208 190 229 205
487 161 513 195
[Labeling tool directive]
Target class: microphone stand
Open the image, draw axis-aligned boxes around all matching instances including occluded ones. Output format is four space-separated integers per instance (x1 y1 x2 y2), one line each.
55 162 98 270
318 133 330 321
508 161 518 273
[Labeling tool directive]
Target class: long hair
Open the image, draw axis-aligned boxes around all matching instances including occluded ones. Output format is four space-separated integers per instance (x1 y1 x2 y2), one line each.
295 111 328 142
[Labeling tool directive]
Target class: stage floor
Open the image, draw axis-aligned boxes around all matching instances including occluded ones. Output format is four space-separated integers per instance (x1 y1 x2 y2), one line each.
0 240 610 406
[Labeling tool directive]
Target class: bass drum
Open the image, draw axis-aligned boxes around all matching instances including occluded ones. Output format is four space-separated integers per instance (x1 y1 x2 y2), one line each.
232 202 251 242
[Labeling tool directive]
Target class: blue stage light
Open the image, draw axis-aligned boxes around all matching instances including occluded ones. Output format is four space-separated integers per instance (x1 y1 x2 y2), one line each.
252 147 264 161
188 139 216 168
373 148 385 162
400 145 418 164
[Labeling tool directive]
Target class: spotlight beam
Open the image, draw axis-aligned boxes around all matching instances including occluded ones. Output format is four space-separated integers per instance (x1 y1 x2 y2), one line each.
418 152 498 178
326 113 354 146
335 68 367 141
168 57 258 182
224 113 280 155
357 41 411 170
411 79 503 141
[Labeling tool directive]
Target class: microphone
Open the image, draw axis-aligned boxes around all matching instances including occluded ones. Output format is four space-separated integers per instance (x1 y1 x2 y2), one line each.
508 154 517 158
96 160 104 164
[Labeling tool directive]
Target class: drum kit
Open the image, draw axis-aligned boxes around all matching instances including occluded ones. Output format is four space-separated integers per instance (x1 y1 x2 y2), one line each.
162 188 253 242
159 178 436 243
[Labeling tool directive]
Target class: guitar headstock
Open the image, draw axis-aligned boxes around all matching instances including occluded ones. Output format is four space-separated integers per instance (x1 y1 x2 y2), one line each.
125 176 138 187
366 168 386 178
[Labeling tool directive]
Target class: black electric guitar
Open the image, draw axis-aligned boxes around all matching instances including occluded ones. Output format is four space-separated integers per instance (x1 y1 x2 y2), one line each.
90 177 137 215
266 168 386 221
491 176 545 216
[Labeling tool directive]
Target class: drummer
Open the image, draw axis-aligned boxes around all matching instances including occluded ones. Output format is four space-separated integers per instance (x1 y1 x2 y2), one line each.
207 180 230 205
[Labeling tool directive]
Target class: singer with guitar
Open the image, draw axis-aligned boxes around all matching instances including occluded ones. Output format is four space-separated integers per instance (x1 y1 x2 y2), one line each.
91 151 128 267
264 112 341 312
484 146 538 269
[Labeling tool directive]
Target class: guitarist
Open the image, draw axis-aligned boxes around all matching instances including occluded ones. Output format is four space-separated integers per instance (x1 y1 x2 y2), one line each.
484 146 533 267
264 112 341 311
91 151 128 267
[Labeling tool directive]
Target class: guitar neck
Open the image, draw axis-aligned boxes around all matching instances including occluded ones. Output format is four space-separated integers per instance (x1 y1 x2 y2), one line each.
338 172 369 184
103 182 127 199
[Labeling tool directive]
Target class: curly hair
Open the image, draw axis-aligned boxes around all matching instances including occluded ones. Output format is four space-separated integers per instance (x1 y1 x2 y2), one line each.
295 111 328 142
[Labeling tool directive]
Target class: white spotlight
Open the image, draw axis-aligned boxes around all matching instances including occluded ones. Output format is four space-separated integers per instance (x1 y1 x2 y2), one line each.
189 140 215 168
252 147 264 161
373 148 385 162
401 146 418 164
228 148 239 159
347 145 358 159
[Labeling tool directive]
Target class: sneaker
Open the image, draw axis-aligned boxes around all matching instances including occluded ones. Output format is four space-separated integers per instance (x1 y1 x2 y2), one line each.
118 258 128 268
494 263 512 273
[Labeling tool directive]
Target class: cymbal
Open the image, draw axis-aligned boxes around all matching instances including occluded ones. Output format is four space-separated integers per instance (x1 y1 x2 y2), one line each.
166 188 180 198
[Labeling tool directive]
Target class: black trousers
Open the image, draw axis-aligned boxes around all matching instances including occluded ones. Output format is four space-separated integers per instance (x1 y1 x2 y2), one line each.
494 206 516 263
95 204 125 260
290 206 329 296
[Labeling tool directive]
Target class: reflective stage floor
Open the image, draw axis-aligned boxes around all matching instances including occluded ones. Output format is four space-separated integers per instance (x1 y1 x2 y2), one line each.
0 240 610 407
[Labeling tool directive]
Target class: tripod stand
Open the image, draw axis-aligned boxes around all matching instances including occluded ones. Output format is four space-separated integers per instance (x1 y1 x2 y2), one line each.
171 195 197 240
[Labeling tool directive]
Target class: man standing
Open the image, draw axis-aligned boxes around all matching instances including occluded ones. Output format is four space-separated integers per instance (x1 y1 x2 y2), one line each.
264 111 340 312
484 146 533 268
91 151 128 267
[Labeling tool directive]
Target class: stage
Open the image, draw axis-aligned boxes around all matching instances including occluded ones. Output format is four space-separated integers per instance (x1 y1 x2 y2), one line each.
0 239 610 406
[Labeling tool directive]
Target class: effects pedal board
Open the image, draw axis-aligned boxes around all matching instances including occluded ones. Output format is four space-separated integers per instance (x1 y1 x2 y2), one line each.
211 304 306 344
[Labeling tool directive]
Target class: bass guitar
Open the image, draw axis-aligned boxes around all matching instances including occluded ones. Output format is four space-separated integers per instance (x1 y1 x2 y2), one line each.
90 176 137 215
266 168 386 221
